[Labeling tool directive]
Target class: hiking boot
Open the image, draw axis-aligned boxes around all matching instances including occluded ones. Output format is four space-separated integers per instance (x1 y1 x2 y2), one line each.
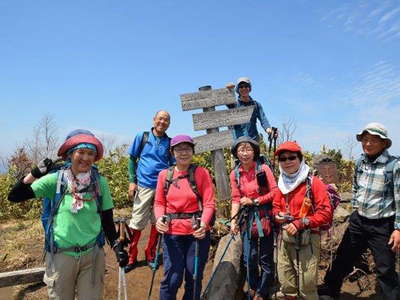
124 261 138 273
319 296 334 300
317 284 339 299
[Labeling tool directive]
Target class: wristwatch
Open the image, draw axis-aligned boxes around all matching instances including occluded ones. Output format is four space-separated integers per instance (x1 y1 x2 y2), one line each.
253 198 260 206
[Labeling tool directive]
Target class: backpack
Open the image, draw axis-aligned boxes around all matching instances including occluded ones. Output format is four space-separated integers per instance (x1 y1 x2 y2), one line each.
305 175 339 231
43 166 105 255
163 164 215 226
354 155 399 201
138 131 172 158
234 159 273 238
163 164 202 211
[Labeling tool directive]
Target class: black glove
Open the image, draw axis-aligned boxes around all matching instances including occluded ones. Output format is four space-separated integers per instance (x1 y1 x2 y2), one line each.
31 158 54 179
113 241 128 267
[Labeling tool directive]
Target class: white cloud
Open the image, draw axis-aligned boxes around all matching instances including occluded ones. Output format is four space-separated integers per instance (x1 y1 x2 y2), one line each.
321 0 400 41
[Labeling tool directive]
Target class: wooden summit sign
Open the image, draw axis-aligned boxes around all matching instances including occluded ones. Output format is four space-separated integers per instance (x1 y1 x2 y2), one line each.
180 85 254 216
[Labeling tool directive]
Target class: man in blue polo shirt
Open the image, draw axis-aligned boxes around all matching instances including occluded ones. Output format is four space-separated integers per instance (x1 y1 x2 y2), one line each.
126 110 174 272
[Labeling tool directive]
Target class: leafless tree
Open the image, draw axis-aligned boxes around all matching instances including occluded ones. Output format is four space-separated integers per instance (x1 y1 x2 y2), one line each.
8 147 33 179
342 135 358 161
98 133 118 155
25 114 59 164
278 118 297 144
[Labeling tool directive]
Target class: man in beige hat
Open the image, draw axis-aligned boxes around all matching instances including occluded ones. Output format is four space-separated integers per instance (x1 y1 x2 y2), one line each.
319 122 400 300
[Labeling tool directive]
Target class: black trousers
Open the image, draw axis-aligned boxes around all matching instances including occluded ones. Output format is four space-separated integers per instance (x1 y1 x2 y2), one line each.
324 211 399 300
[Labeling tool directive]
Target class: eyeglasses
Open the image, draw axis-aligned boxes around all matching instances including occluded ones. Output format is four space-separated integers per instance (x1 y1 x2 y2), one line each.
238 148 254 154
238 84 250 89
173 147 192 153
360 137 382 145
278 156 298 162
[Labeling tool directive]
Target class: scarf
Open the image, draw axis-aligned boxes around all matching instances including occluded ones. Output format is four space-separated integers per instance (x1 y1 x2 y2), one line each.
278 160 310 195
65 168 95 213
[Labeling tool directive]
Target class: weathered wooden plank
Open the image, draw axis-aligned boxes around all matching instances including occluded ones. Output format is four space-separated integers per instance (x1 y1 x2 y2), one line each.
193 130 234 154
180 88 236 111
0 267 44 288
192 106 254 131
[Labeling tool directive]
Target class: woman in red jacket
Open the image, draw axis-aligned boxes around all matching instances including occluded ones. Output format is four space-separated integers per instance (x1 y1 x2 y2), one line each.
273 141 332 300
230 136 277 300
154 135 215 300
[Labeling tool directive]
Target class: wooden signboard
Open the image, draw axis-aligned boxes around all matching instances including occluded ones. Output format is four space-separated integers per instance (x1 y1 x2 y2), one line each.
180 85 254 217
181 88 236 111
193 130 234 154
192 106 255 131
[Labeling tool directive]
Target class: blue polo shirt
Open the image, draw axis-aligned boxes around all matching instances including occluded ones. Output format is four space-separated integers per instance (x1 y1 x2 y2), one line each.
129 130 173 189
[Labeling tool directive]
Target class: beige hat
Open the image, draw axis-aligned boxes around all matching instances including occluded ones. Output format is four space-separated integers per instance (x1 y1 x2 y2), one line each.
356 122 392 148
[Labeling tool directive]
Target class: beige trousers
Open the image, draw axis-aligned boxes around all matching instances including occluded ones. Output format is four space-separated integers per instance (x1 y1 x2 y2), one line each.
43 247 105 300
277 233 320 300
129 185 156 230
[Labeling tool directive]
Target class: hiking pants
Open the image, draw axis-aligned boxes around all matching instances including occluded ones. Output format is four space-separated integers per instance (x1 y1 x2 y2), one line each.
160 232 210 300
242 230 275 298
324 211 400 300
277 233 320 300
128 185 159 263
43 247 105 300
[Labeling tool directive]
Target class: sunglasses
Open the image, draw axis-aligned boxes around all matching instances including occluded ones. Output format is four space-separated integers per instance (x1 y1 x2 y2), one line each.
238 84 250 89
278 155 298 162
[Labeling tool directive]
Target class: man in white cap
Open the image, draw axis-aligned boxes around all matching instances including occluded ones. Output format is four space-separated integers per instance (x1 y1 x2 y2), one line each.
226 77 274 141
319 122 400 300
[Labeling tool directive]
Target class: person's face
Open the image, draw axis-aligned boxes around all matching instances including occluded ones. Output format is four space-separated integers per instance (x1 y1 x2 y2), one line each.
173 143 193 166
360 133 388 157
153 111 170 135
237 142 255 165
238 83 250 99
278 151 301 174
71 148 96 174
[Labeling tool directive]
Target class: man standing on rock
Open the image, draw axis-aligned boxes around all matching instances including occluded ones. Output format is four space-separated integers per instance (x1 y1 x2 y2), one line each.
125 110 174 273
226 77 274 142
319 122 400 300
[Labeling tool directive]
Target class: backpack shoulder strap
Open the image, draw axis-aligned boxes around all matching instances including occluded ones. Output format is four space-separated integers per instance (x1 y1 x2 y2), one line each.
90 166 103 214
138 131 150 158
188 164 202 211
163 166 175 197
234 163 241 192
385 155 399 175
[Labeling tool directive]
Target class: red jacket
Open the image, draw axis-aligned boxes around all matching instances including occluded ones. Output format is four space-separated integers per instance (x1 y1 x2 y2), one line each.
230 162 277 205
154 166 215 235
272 176 332 231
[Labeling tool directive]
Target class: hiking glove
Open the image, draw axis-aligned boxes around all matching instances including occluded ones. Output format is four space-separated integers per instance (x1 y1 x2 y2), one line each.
113 242 128 267
31 158 54 178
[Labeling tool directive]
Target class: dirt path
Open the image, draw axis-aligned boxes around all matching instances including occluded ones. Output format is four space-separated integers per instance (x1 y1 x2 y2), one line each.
0 219 384 299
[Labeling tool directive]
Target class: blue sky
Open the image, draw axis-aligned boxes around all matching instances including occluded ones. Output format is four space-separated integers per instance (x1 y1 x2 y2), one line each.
1 0 400 161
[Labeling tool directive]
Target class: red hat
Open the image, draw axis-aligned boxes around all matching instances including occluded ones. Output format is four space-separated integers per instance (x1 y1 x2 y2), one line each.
275 141 302 156
58 133 104 161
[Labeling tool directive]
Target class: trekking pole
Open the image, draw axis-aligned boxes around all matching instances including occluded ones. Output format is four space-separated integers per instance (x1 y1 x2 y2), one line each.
201 234 236 299
272 127 277 170
268 132 273 156
147 216 166 300
295 232 301 299
117 221 128 300
193 217 201 300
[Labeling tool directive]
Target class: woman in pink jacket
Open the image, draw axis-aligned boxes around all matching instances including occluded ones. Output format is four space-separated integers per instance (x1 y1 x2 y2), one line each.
230 136 278 300
154 135 215 300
